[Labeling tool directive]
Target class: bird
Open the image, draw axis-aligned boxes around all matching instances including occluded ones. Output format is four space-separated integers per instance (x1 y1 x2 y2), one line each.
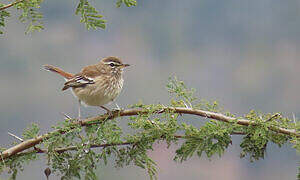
44 56 130 121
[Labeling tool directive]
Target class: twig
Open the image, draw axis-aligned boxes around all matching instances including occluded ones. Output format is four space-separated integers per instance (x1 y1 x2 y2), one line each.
9 132 245 156
60 112 72 120
0 0 24 11
0 106 299 160
10 141 135 159
8 132 24 142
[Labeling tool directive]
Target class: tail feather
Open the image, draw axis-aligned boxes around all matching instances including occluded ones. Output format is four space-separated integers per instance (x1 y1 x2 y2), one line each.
44 65 73 79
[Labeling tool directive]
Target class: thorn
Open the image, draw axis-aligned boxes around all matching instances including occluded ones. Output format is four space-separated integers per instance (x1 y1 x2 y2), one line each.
292 113 297 125
183 102 189 108
8 132 23 142
60 112 72 120
265 113 281 122
187 101 193 109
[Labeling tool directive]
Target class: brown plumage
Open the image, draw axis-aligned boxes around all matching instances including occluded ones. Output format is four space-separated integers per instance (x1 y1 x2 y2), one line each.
44 65 73 79
44 56 130 119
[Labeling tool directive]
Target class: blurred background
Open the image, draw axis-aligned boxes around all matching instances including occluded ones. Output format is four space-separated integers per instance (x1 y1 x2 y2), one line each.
0 0 299 179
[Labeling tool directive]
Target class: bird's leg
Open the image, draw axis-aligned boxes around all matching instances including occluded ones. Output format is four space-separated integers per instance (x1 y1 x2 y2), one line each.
100 105 113 116
78 100 82 124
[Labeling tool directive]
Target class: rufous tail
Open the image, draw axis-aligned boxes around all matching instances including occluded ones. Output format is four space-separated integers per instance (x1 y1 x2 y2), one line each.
44 65 73 79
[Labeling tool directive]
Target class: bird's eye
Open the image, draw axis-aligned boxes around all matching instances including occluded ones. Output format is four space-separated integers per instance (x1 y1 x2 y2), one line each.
109 63 115 67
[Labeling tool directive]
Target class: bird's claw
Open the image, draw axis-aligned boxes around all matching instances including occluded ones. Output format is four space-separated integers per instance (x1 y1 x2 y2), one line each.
112 107 123 112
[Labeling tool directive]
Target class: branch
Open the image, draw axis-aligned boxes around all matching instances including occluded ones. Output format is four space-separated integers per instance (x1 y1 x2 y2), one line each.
80 107 298 136
23 141 135 155
13 132 243 156
1 107 298 161
0 0 24 11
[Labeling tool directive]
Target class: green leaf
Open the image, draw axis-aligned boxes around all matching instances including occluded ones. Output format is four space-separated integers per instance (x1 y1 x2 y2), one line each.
0 6 10 34
22 123 40 139
116 0 137 8
75 0 106 30
16 0 44 34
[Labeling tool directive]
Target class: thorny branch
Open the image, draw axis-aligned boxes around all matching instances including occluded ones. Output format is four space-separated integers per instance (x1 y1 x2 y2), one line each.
0 0 24 11
13 132 246 157
1 107 299 161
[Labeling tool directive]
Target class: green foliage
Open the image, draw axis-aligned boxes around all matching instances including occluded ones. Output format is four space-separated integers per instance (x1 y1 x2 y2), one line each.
16 0 44 34
196 99 223 113
115 145 157 180
0 152 38 180
167 76 196 108
0 6 10 34
0 77 299 179
116 0 137 8
51 150 98 180
239 110 291 161
22 123 40 140
75 0 106 30
0 123 40 179
174 121 232 162
0 0 137 34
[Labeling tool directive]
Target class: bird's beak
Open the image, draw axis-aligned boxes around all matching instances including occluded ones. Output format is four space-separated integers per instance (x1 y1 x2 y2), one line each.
121 64 130 68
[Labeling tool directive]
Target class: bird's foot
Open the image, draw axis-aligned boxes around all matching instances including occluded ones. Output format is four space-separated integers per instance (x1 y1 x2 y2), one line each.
112 103 123 113
112 107 123 112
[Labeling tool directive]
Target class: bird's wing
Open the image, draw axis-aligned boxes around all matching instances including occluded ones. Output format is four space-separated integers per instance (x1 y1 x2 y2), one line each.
62 74 95 91
81 64 106 77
